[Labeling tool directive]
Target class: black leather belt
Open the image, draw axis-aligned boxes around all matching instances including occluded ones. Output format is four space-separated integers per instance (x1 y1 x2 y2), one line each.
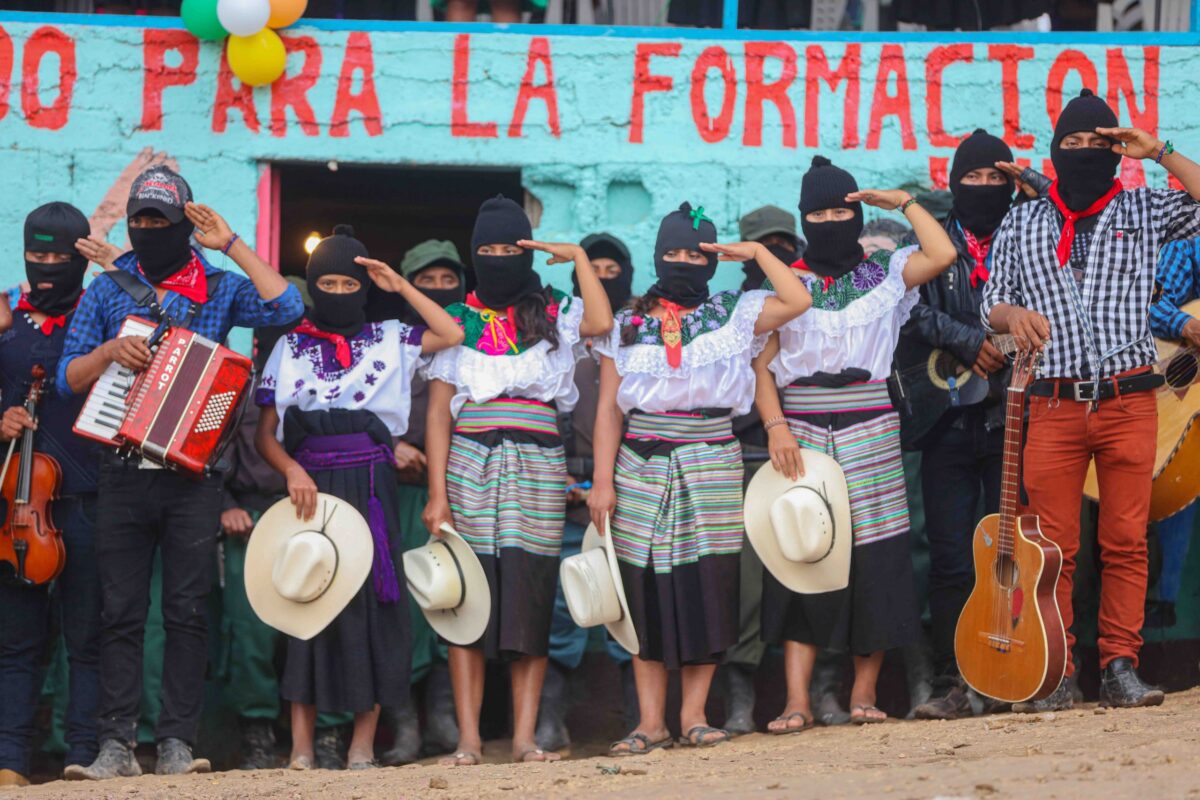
1029 372 1164 402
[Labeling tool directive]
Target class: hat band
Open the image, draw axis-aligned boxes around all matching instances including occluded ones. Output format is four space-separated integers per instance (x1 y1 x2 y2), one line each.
435 540 467 612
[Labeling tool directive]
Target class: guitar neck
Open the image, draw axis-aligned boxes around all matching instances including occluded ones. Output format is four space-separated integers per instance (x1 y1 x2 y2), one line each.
996 380 1027 556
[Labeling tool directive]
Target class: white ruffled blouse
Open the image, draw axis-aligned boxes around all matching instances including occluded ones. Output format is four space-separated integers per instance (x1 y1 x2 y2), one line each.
423 294 586 417
593 290 770 416
769 246 920 386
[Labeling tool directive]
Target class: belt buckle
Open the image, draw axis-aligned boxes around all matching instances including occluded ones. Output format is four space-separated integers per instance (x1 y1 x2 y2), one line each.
1072 381 1097 402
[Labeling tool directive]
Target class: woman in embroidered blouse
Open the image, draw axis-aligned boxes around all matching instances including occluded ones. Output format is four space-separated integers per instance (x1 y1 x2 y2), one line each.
755 156 957 733
422 196 613 766
588 202 812 754
255 226 464 770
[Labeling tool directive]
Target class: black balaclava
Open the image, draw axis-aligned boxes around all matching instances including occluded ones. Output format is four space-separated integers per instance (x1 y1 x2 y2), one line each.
129 213 195 283
741 241 799 291
471 195 541 309
24 201 90 317
646 202 718 308
402 260 466 326
798 156 864 279
950 128 1016 238
305 224 370 337
1051 88 1122 211
577 233 635 311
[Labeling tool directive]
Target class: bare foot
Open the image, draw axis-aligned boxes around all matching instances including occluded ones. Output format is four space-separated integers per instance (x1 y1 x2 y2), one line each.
438 750 481 766
288 752 314 770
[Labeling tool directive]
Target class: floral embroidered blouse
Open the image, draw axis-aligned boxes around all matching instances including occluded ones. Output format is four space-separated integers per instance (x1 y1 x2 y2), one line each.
256 319 427 439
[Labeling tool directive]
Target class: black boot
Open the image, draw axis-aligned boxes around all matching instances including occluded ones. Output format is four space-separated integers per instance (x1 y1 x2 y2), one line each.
239 718 279 770
379 699 422 766
1099 657 1165 708
1012 678 1074 713
722 664 756 735
811 651 850 726
63 739 142 781
619 661 640 732
314 725 345 770
422 662 460 757
156 738 210 775
913 676 972 721
534 660 571 752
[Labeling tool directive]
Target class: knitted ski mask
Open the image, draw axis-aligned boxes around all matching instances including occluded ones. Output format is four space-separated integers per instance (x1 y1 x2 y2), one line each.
798 156 864 279
24 202 90 317
950 129 1016 238
1051 89 1122 211
646 202 718 308
471 195 541 309
577 233 635 311
305 224 370 337
129 215 195 283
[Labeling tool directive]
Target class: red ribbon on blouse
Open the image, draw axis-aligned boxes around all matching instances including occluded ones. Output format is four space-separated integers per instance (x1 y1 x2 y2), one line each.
15 296 68 336
141 253 208 303
1048 178 1124 268
658 299 687 369
294 319 352 368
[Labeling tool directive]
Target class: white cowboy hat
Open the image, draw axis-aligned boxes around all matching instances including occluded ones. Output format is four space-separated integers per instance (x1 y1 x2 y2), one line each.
744 451 852 594
403 523 491 646
245 493 373 641
559 515 639 655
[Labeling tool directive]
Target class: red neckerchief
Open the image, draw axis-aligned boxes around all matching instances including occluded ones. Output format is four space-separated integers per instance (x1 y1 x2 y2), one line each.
790 258 836 292
141 252 208 303
15 295 71 336
960 227 993 288
294 319 352 368
657 299 688 369
1048 178 1123 268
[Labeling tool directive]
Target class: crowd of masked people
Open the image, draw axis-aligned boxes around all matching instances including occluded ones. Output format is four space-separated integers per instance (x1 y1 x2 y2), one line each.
2 88 1200 785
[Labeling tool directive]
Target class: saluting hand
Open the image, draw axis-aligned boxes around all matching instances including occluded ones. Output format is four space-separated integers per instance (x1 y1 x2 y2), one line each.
517 240 584 266
846 189 913 211
75 236 122 272
356 257 407 294
700 241 760 263
185 203 235 252
1096 127 1163 161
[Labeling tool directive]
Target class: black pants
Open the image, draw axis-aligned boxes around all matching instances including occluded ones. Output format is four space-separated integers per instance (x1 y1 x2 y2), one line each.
920 409 1004 682
95 459 222 745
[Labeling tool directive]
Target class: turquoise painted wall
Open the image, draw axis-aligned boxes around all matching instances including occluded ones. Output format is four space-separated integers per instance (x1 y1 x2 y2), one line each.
0 16 1192 303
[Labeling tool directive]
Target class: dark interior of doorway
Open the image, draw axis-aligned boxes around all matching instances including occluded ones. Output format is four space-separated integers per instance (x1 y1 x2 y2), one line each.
275 162 524 286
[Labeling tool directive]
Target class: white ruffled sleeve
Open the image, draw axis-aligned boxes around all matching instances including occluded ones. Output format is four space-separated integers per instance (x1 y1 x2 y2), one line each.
421 344 460 385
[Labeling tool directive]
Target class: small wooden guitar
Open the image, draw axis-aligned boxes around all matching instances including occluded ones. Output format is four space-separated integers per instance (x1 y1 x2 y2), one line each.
1083 299 1200 521
955 348 1067 703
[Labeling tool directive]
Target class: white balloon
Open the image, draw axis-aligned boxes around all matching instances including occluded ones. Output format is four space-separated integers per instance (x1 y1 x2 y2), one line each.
217 0 271 36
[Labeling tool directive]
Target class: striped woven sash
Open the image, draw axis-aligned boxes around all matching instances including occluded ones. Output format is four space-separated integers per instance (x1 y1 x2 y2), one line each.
782 380 894 415
626 411 735 443
455 398 559 436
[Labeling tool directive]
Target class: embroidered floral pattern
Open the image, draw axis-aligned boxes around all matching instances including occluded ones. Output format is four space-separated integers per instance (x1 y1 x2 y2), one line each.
449 290 570 356
796 250 893 313
617 291 741 348
289 322 386 382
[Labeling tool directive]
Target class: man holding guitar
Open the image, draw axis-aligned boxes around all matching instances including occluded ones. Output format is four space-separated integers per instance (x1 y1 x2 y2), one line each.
57 168 303 779
984 89 1200 711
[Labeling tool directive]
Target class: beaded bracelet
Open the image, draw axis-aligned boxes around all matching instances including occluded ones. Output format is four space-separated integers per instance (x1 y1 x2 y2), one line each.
763 415 788 432
1156 141 1175 165
899 197 918 214
222 232 240 256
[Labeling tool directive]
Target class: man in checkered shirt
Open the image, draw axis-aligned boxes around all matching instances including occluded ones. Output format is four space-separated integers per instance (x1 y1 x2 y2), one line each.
983 89 1200 712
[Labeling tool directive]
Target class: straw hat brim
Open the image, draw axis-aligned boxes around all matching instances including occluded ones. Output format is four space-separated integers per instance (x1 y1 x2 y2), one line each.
245 493 373 641
582 517 640 656
743 452 853 595
413 523 492 646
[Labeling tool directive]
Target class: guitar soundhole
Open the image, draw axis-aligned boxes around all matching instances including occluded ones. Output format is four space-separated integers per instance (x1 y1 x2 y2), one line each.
1164 353 1198 390
993 554 1019 590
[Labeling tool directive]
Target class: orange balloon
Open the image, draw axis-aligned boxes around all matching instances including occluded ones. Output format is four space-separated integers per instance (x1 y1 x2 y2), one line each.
268 0 306 28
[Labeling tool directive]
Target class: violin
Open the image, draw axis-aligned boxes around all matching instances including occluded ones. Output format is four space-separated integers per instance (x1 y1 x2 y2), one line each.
0 365 65 586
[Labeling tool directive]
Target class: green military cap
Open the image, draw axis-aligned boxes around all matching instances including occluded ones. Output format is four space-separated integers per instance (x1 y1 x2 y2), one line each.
739 205 798 243
400 239 465 280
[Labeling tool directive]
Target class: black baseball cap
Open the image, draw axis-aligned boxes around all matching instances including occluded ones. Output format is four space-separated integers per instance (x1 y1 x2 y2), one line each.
127 167 192 224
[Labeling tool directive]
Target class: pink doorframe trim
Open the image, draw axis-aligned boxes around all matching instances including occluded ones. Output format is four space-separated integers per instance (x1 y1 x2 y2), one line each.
255 163 281 270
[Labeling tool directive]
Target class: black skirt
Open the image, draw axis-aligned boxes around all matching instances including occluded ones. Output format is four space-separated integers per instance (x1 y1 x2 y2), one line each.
279 407 411 713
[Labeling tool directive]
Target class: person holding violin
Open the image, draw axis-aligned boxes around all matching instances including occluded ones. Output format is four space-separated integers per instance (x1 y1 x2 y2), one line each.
0 202 102 788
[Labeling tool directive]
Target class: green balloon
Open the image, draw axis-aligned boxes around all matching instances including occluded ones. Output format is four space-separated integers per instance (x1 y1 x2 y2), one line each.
181 0 227 41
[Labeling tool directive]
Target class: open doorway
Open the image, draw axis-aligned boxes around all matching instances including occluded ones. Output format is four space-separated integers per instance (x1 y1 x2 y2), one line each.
272 162 524 282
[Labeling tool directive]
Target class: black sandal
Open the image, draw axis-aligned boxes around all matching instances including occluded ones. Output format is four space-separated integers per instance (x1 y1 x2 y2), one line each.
680 725 730 748
769 711 814 736
608 732 674 757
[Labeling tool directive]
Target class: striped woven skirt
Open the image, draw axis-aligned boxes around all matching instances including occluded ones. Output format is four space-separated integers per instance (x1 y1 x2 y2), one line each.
612 411 744 668
447 398 567 659
761 380 920 654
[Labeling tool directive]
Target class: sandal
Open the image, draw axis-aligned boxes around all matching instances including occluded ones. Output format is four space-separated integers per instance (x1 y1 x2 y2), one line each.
851 704 888 725
680 725 730 748
515 748 561 764
608 732 674 757
438 751 481 767
768 711 814 736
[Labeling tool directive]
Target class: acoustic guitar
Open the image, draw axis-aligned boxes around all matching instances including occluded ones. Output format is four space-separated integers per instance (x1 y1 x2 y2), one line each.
955 348 1067 703
1082 299 1200 521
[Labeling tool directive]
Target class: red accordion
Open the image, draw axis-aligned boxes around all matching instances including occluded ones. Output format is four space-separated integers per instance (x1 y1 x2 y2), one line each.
74 316 253 476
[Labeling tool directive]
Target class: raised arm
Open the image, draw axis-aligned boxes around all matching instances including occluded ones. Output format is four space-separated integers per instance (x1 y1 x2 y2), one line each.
519 239 614 339
186 202 290 301
587 356 623 533
699 241 813 335
1098 126 1200 201
356 256 465 353
847 189 957 288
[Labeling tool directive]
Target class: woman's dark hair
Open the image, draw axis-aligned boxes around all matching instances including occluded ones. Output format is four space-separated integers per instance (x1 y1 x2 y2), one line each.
619 295 659 346
512 286 561 351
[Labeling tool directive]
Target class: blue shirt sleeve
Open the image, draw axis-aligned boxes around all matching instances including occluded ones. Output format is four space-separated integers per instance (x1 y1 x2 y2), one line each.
226 276 304 330
57 278 115 397
1150 240 1200 340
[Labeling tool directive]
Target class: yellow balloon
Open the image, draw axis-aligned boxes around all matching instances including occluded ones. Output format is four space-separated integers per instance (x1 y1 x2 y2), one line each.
227 28 286 88
268 0 306 28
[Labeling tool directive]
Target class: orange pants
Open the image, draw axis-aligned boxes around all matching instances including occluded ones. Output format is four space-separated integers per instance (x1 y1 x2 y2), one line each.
1022 385 1157 674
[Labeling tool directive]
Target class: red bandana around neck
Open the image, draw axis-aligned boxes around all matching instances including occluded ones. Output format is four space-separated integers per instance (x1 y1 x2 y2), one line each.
960 228 993 288
16 295 70 336
790 258 837 292
1048 178 1123 268
141 253 208 303
294 319 352 368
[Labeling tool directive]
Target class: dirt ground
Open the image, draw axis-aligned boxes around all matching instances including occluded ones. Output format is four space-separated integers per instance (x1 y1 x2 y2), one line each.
9 688 1200 800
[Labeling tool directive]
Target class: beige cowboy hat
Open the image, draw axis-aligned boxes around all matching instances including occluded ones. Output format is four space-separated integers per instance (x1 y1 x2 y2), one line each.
403 523 491 646
245 493 373 641
744 451 852 594
559 515 639 655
